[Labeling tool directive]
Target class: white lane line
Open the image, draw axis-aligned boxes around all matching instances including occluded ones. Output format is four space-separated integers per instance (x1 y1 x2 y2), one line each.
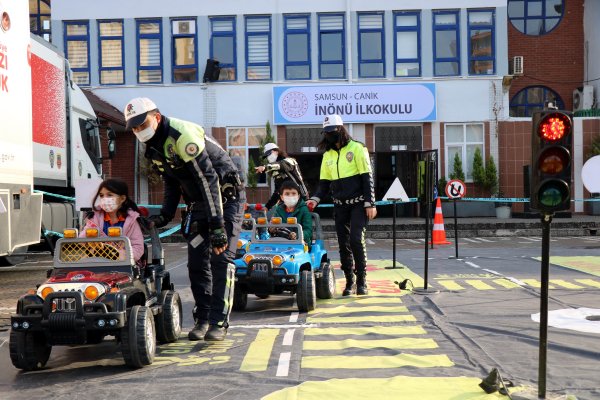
282 329 295 346
482 268 527 286
232 323 316 329
276 352 291 377
404 239 421 244
166 260 188 271
0 307 16 311
476 237 494 242
519 237 541 241
289 312 299 323
366 239 375 245
462 238 479 243
180 246 187 249
465 261 481 269
0 338 7 349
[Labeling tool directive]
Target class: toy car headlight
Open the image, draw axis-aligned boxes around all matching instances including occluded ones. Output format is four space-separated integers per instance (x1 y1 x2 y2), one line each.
244 213 251 219
286 217 297 224
63 228 78 238
271 217 282 224
107 227 122 237
40 286 54 299
84 285 100 300
272 255 284 266
257 217 267 225
237 240 243 249
243 254 254 265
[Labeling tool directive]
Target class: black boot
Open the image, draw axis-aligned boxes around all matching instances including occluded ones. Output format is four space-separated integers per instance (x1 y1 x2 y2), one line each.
204 325 227 341
356 272 369 296
342 271 356 296
188 321 209 341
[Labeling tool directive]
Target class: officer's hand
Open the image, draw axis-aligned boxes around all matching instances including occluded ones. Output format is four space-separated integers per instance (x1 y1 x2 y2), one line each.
365 207 377 220
149 214 169 228
306 200 317 212
210 227 228 255
255 166 266 174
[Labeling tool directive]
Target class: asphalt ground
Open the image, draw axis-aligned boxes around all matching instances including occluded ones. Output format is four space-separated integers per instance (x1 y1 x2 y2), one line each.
0 236 599 400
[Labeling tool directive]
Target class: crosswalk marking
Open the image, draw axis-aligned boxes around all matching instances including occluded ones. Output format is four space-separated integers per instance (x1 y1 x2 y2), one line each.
476 237 494 242
276 352 291 377
301 354 454 369
519 237 541 241
352 297 403 305
405 239 422 244
307 315 417 324
549 279 585 289
493 279 522 289
240 329 280 372
437 280 465 291
282 329 295 346
304 325 427 336
575 279 600 288
464 280 495 290
303 337 438 351
521 279 555 289
312 305 407 315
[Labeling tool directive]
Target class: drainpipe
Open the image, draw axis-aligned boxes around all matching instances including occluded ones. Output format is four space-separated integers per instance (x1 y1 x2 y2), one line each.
346 0 353 137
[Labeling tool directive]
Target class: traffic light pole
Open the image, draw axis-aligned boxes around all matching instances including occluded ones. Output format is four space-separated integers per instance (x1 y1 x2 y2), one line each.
538 212 552 399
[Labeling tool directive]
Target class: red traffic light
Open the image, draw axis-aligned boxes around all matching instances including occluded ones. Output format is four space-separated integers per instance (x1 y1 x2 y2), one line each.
538 113 571 141
538 147 570 174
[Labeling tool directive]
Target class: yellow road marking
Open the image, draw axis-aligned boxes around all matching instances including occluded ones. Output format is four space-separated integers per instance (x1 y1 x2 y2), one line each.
239 329 279 372
303 337 438 351
437 280 465 290
263 376 514 400
304 325 427 336
493 279 522 289
549 279 585 289
307 315 416 324
312 305 408 315
465 280 495 290
521 279 555 289
353 297 403 304
575 279 600 288
301 354 454 369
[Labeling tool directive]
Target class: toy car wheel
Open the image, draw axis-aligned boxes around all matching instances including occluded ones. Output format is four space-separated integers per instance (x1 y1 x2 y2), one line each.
121 305 156 368
233 286 248 311
9 330 52 371
156 290 182 343
316 262 336 299
297 270 316 312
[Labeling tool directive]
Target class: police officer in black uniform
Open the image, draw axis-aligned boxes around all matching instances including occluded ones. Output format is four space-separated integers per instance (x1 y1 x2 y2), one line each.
124 97 244 341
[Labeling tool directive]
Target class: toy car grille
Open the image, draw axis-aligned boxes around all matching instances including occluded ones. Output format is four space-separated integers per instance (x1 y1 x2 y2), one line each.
59 240 126 262
249 260 272 281
53 297 77 312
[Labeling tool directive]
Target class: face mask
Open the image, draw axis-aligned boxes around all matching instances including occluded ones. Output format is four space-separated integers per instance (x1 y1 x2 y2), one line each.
134 125 155 143
100 197 119 213
267 153 278 163
325 132 340 145
283 195 299 208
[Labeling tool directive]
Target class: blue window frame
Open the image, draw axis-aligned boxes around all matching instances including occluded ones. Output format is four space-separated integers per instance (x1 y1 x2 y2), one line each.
468 10 495 75
393 11 421 77
30 0 51 42
64 21 90 86
358 12 385 78
508 0 563 36
210 17 237 81
433 10 460 76
136 19 163 84
510 86 565 117
284 15 311 80
98 20 125 85
318 13 346 79
171 18 198 83
245 16 272 81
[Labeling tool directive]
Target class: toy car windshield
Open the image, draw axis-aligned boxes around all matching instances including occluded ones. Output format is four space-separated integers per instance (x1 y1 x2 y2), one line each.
54 228 134 268
253 217 304 244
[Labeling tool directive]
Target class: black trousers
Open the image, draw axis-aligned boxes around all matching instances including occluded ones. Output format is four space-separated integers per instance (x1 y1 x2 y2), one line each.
186 194 244 327
333 203 368 276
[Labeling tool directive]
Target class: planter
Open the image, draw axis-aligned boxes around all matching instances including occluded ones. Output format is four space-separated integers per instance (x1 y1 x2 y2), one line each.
442 201 495 217
495 205 511 219
586 194 600 215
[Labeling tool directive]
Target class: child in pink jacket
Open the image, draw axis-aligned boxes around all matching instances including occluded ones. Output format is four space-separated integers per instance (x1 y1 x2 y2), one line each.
80 178 145 262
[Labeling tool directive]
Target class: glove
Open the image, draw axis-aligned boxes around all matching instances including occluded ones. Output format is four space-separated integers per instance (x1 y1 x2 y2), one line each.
149 214 169 228
209 227 228 249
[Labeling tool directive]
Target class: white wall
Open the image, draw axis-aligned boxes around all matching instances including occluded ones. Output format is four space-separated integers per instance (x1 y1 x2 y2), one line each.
584 0 600 106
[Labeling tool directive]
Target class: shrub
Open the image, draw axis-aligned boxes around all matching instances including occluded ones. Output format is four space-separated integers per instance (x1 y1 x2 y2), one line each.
449 153 465 181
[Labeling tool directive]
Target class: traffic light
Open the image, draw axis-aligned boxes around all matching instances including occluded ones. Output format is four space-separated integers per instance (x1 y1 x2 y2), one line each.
530 110 573 213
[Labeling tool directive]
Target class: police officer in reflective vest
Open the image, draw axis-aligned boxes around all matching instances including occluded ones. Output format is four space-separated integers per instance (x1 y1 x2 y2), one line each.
307 115 377 296
124 97 244 341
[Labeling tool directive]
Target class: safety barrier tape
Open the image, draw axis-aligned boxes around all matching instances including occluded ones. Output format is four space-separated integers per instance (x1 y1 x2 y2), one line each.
34 190 76 202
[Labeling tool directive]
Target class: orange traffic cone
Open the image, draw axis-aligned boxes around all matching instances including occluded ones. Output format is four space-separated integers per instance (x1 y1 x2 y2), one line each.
429 198 451 245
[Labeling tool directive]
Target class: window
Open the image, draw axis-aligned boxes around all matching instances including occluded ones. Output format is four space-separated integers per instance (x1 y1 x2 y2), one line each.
98 20 124 85
136 19 162 84
433 10 460 76
445 123 484 181
318 14 345 79
245 16 272 81
358 13 385 78
210 17 236 81
284 15 311 80
468 10 495 75
393 11 421 77
30 0 51 42
64 21 90 86
171 19 197 83
227 127 268 186
508 0 563 36
509 86 564 117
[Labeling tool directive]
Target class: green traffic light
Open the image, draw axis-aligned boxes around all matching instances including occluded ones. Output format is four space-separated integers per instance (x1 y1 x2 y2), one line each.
538 180 569 208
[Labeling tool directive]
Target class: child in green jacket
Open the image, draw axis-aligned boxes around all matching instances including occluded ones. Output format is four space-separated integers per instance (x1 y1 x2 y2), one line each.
271 180 313 246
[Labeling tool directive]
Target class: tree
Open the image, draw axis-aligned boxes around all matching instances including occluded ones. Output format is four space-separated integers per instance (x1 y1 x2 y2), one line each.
484 155 498 195
472 147 485 188
247 121 276 187
247 157 258 188
449 153 465 181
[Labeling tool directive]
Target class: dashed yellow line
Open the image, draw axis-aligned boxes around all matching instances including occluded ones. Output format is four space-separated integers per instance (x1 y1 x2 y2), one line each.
239 329 279 372
303 338 438 351
304 325 427 336
464 280 494 290
312 305 407 315
549 279 585 289
353 297 403 304
575 279 600 288
437 280 465 291
521 279 555 289
301 354 454 369
493 279 522 289
307 315 417 324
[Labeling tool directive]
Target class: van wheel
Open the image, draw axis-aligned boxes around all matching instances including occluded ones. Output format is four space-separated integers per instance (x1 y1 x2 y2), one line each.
9 330 52 371
297 270 316 312
121 306 156 368
156 291 182 343
233 287 248 311
0 246 29 267
316 262 336 299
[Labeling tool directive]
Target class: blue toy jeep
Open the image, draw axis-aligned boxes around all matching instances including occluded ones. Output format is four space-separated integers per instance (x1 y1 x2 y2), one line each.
233 213 335 312
235 206 268 259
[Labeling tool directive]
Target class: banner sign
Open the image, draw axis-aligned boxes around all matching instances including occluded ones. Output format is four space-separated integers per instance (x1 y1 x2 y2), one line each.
273 83 436 125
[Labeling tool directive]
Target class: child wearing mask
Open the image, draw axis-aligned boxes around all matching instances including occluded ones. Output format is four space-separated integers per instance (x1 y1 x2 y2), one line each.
80 178 144 262
270 180 312 247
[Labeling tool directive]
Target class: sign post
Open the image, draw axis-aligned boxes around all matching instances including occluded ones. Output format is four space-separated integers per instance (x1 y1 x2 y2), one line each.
383 178 410 269
445 179 466 259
